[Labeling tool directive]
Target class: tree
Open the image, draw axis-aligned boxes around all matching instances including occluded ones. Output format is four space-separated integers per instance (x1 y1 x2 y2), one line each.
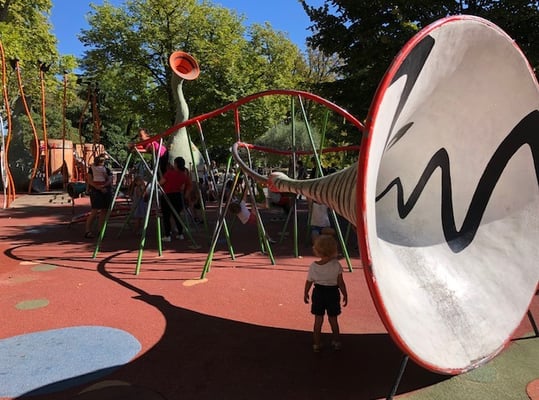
78 0 309 164
0 0 57 62
301 0 539 120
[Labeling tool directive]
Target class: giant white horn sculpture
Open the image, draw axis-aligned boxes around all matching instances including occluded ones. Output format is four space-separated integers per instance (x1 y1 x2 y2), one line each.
358 15 538 373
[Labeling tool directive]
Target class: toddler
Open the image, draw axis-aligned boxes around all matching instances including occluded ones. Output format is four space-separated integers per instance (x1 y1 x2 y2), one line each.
304 234 348 352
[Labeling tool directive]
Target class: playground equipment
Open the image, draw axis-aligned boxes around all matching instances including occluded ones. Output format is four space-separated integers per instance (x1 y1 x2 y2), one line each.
91 138 201 275
236 16 539 376
129 86 365 280
168 51 204 171
38 61 51 191
76 80 105 183
88 15 539 380
200 157 276 278
228 142 360 270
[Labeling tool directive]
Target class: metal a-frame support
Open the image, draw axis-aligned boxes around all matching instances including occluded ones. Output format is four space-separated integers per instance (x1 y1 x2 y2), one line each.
92 142 199 274
200 165 275 279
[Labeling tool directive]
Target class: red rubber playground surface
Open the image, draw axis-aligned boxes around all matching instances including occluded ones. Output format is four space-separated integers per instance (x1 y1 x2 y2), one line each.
0 193 537 400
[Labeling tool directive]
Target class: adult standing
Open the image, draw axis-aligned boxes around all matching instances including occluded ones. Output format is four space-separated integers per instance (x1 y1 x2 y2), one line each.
85 154 113 238
159 156 192 242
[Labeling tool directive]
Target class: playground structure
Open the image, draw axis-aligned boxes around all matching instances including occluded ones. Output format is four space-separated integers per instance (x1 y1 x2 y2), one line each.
91 90 364 271
91 51 361 279
93 16 538 382
0 14 537 394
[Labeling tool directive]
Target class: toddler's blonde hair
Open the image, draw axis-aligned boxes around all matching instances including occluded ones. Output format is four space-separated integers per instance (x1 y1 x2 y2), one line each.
313 234 338 258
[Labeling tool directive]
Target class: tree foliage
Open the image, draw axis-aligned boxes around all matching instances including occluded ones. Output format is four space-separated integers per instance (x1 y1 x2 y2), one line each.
301 0 539 120
0 0 57 62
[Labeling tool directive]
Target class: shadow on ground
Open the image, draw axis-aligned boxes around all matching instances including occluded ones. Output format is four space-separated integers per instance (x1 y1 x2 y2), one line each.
16 252 448 400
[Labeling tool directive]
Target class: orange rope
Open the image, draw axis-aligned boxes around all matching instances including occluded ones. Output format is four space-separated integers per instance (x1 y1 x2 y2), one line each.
0 42 15 206
77 84 91 181
61 72 68 187
39 64 49 191
13 60 40 194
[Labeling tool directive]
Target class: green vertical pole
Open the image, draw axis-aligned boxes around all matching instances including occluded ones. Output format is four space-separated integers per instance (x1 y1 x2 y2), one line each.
290 98 300 258
93 152 132 258
135 152 161 274
278 204 293 244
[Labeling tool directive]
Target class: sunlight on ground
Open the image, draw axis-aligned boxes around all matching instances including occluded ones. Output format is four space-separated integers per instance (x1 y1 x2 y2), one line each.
183 278 208 287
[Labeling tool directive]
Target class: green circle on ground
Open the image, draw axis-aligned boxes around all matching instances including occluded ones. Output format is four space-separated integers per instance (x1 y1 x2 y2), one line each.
15 299 49 310
31 264 58 272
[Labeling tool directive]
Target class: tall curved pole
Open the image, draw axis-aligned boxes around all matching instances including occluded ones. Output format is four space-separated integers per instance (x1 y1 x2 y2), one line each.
91 83 101 155
12 59 40 194
61 71 68 189
39 62 49 191
77 83 91 180
0 42 15 207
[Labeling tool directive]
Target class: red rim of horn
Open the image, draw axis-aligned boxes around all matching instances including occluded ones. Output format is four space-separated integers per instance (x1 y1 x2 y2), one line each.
169 51 200 81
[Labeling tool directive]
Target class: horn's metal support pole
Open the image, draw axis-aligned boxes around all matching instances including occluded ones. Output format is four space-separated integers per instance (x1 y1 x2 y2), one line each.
386 354 409 400
527 310 538 337
330 209 353 272
290 99 299 258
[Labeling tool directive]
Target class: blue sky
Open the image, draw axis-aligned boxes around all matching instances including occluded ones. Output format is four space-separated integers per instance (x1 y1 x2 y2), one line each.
50 0 325 57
